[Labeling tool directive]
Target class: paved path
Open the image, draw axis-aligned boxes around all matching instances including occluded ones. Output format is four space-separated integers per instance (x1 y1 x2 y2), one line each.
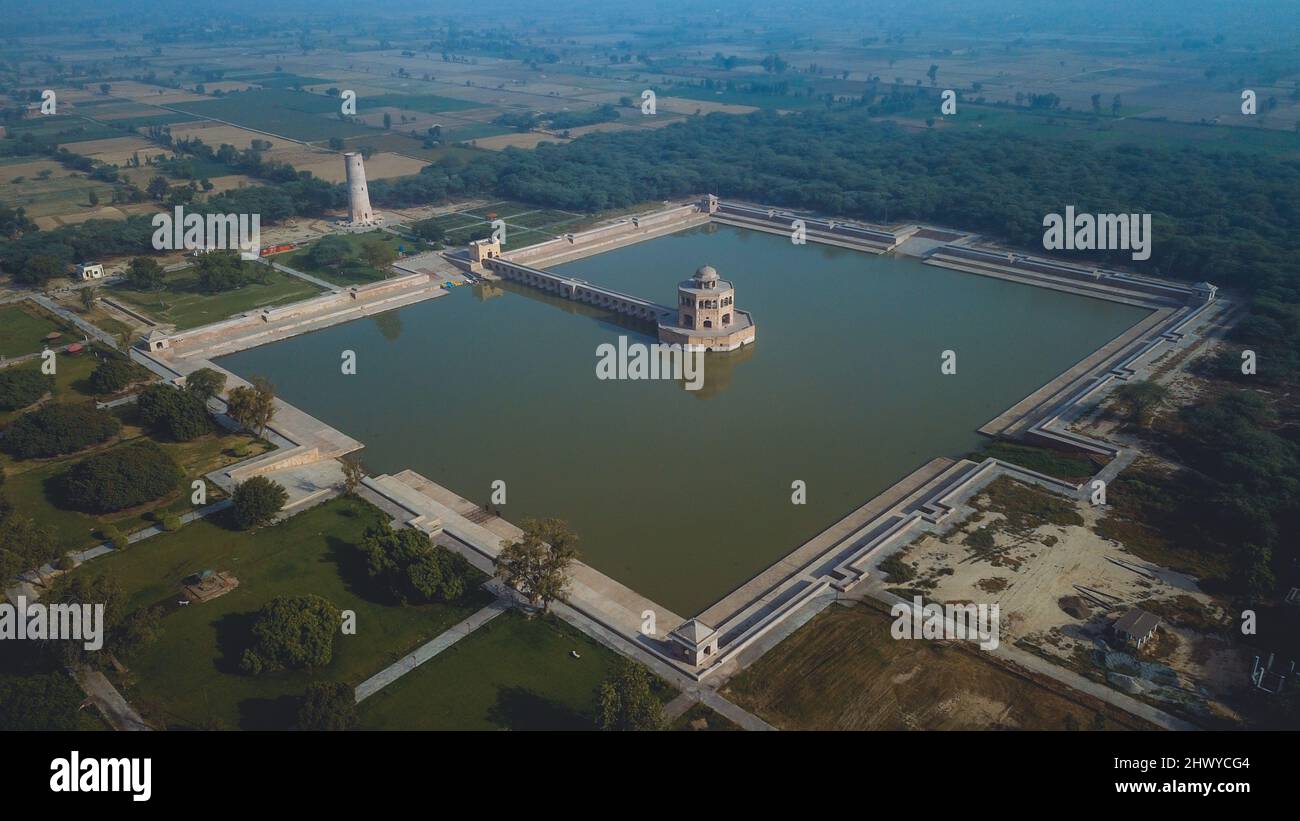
354 599 511 703
73 669 150 731
8 500 232 603
261 257 339 291
995 642 1199 731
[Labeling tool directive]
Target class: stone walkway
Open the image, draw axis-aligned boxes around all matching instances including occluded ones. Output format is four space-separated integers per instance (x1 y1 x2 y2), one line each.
353 599 511 703
73 669 150 731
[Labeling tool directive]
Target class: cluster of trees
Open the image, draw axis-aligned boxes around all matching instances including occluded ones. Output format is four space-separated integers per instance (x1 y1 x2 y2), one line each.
195 251 266 293
55 441 182 514
372 109 1300 301
1177 392 1298 596
361 521 475 604
87 357 146 395
1 403 121 459
0 368 51 411
548 104 621 131
303 235 396 278
124 256 165 292
240 594 339 675
136 383 212 441
297 681 358 731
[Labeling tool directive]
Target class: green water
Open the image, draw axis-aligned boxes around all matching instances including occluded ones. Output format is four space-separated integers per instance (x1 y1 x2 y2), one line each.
217 225 1149 615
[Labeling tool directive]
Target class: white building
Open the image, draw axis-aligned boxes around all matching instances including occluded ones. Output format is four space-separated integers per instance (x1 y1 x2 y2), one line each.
77 262 105 280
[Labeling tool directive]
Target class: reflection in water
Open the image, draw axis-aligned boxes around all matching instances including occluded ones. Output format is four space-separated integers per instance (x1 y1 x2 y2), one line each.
371 310 403 341
495 277 753 396
472 282 505 301
682 341 755 399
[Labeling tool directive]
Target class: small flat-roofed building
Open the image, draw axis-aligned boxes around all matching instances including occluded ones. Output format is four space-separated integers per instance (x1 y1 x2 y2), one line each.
668 618 720 667
1192 281 1218 303
77 262 105 280
1113 608 1161 649
469 237 501 263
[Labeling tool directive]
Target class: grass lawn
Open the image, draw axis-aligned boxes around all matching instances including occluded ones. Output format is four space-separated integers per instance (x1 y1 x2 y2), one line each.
359 610 639 730
0 350 99 428
0 303 66 357
110 266 323 329
0 418 270 554
278 231 408 286
722 602 1143 731
80 497 493 729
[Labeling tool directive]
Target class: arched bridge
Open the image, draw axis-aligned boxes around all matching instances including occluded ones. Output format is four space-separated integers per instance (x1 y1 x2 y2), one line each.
483 258 675 325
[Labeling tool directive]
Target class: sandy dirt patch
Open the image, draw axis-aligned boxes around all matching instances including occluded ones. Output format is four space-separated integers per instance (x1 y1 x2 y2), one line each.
168 122 297 150
61 136 170 165
471 132 571 150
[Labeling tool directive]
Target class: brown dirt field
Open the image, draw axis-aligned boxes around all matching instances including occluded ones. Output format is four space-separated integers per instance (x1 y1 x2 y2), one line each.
1 160 71 180
60 136 170 165
262 148 426 182
471 132 571 150
562 122 641 138
34 207 129 230
190 82 257 94
657 97 759 115
105 82 208 104
202 174 259 193
167 122 297 151
722 602 1139 730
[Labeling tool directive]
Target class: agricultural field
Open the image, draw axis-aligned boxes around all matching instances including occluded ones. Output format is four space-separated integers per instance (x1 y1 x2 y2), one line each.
171 89 375 143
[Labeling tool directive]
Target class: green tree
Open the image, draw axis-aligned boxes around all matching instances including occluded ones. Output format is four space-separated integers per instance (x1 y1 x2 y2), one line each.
0 514 57 581
240 594 340 675
232 475 287 530
361 521 472 604
360 238 396 273
0 673 84 730
184 367 227 401
597 661 665 731
195 250 248 293
1111 381 1170 426
136 383 212 441
342 458 365 495
125 256 165 291
0 369 52 411
495 518 578 612
87 358 143 395
146 176 170 200
1 403 121 459
56 441 182 514
297 681 358 730
225 376 276 436
14 255 64 286
307 235 352 270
